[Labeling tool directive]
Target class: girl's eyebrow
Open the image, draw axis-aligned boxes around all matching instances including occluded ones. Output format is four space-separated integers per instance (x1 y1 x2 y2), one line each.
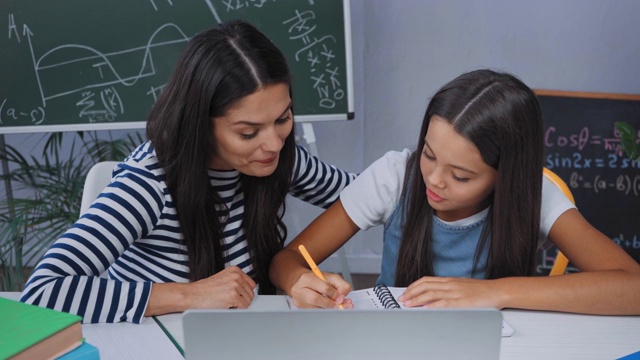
424 141 478 175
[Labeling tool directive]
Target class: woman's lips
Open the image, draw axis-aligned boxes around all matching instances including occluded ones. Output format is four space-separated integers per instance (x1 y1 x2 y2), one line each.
256 155 277 164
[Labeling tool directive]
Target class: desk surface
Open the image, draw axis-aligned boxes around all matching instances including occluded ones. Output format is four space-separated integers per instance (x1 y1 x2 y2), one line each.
2 292 639 359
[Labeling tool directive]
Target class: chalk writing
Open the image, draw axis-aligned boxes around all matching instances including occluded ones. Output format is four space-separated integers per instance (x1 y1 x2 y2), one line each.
537 93 640 267
0 99 46 125
567 172 640 196
545 152 640 170
613 233 640 250
1 0 351 132
284 10 343 109
76 87 124 123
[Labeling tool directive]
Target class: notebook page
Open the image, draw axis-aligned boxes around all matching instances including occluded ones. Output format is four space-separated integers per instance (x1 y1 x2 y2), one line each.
348 286 408 309
348 286 514 337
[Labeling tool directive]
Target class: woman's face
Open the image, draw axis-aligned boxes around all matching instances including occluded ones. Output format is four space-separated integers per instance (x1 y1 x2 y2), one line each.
210 83 293 177
419 115 498 222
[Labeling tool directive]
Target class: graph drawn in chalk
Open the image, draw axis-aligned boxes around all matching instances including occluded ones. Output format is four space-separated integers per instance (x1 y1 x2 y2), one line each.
31 23 189 106
1 0 351 132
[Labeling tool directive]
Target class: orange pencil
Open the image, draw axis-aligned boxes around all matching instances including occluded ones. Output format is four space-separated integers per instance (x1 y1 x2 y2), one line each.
298 244 344 309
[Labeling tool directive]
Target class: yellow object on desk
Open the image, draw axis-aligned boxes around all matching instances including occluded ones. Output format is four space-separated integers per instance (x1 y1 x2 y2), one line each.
298 244 345 309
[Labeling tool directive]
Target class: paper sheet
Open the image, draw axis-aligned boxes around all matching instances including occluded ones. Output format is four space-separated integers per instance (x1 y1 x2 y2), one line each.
83 318 183 359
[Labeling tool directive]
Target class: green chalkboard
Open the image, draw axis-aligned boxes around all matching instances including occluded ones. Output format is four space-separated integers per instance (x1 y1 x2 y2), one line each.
0 0 353 134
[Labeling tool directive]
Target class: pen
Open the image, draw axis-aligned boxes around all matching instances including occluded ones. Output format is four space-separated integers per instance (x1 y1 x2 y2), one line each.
298 244 344 309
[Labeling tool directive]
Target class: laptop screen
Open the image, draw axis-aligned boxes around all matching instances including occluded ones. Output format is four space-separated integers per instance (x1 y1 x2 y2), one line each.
183 308 502 360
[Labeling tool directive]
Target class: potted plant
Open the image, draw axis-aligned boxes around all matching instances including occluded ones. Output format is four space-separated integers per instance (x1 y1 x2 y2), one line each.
615 122 640 161
0 131 142 291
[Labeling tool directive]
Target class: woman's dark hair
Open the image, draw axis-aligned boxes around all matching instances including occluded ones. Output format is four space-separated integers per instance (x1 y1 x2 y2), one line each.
146 20 295 294
395 69 543 285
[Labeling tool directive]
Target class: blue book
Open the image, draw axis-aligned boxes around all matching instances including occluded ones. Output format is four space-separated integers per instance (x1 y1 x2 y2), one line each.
57 341 100 360
618 350 640 360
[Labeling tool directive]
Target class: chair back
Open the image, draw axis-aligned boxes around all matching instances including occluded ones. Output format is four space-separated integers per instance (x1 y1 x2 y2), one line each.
80 161 119 216
542 168 575 276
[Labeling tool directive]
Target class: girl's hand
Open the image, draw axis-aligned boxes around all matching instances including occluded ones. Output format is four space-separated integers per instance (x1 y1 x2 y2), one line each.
289 271 353 309
398 276 505 309
187 266 257 309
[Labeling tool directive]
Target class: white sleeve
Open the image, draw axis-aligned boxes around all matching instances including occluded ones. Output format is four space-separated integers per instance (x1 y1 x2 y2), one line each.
540 175 577 241
339 149 411 230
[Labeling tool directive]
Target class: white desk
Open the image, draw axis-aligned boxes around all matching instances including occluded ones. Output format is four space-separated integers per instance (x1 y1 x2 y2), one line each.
3 292 639 359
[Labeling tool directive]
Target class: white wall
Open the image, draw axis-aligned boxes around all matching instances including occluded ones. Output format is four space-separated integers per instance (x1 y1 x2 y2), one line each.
3 0 640 274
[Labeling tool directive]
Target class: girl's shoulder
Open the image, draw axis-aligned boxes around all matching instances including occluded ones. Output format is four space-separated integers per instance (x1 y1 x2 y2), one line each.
368 148 413 174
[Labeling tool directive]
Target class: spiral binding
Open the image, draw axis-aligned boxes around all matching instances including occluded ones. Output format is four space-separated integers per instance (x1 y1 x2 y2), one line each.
373 284 401 309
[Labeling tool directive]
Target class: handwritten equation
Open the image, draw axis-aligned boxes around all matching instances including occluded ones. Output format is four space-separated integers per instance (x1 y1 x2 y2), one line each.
545 125 640 157
613 233 640 250
5 9 189 127
2 0 350 131
225 2 346 110
545 152 640 170
564 171 640 196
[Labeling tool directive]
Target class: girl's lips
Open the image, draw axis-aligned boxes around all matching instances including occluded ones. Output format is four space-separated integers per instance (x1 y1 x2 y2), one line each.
426 188 445 202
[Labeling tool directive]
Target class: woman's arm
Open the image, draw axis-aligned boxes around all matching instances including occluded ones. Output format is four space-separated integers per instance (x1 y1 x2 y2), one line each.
145 266 257 316
269 199 360 308
289 145 357 208
401 209 640 315
19 164 165 323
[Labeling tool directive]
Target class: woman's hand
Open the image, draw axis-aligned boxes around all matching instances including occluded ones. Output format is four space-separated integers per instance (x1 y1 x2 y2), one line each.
145 266 257 316
289 271 353 309
399 276 505 309
186 266 257 309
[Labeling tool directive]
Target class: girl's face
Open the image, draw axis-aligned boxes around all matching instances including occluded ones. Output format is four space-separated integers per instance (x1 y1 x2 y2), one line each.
420 115 498 222
210 83 293 177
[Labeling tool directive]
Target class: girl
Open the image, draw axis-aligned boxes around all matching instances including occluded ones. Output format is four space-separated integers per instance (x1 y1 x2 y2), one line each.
270 69 640 315
20 20 356 323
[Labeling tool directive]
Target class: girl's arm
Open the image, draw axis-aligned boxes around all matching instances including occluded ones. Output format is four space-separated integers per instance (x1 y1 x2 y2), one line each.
269 199 360 308
402 209 640 315
501 208 640 314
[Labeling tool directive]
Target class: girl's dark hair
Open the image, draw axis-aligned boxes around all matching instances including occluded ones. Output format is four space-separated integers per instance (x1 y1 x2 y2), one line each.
146 20 295 294
395 69 543 285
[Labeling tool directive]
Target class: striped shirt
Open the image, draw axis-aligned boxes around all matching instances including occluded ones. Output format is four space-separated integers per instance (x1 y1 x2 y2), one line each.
20 142 355 323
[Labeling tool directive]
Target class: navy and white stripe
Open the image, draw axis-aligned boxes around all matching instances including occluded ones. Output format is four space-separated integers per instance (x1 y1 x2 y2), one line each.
20 142 356 323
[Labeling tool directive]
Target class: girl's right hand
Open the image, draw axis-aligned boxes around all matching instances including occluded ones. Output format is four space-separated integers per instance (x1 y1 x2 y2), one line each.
187 266 257 309
288 271 353 309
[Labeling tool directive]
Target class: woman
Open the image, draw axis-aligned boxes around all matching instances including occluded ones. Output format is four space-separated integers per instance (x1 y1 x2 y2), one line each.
20 20 356 323
270 69 640 315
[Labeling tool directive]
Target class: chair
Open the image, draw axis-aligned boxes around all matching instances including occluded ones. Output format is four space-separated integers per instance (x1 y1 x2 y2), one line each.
542 167 575 276
80 161 120 216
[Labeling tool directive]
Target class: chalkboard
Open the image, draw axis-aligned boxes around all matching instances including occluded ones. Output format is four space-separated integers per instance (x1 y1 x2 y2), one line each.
0 0 353 134
535 90 640 274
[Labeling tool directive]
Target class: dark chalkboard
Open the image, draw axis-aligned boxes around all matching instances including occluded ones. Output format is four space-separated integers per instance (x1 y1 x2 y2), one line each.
0 0 353 134
535 90 640 274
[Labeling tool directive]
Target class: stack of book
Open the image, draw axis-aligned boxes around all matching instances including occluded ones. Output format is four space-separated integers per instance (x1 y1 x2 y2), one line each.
0 297 99 359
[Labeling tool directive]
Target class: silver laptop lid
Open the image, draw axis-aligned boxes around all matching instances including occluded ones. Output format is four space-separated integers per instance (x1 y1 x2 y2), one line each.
183 309 502 360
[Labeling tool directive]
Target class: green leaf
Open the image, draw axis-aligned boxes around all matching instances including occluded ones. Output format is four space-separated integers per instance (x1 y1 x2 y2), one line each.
0 130 144 290
614 121 640 161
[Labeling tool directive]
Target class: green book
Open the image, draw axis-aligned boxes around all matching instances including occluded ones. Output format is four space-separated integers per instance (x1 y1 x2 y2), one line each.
0 297 83 359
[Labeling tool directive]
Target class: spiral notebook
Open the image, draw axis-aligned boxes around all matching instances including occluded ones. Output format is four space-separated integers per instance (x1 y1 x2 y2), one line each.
346 284 514 337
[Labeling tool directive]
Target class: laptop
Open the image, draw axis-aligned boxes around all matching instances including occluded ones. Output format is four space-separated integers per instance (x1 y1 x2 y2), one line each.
182 308 502 360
